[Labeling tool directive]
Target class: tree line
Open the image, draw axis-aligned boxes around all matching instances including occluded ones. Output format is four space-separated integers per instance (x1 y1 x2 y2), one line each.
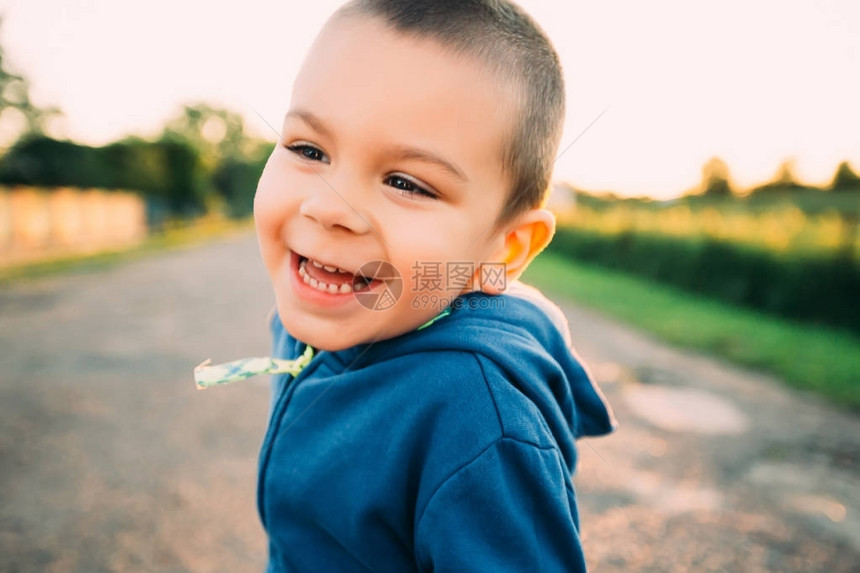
0 26 270 227
695 156 859 198
0 103 271 227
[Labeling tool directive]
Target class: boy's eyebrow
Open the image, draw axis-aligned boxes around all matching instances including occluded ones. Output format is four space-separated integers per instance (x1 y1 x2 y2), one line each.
285 109 333 140
284 109 468 182
390 145 468 182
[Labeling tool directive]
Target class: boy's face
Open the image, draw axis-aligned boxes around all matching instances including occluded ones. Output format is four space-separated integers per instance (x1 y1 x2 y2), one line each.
255 14 518 351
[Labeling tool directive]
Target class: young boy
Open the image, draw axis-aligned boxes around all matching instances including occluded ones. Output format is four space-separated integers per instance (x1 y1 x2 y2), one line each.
250 1 615 570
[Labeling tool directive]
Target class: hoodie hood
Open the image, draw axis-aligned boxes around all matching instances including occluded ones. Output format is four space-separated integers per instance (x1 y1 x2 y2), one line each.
323 282 617 473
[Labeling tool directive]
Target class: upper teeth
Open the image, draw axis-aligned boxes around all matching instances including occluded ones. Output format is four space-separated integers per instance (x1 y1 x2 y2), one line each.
299 258 365 294
310 259 347 274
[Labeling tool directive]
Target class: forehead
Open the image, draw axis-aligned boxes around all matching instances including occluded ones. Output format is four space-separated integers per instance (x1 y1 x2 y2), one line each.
290 14 518 178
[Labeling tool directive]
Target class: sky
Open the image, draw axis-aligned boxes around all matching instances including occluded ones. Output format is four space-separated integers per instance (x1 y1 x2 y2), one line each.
0 0 858 199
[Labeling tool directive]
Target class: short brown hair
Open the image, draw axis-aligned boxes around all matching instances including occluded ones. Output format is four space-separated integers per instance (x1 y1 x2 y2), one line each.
335 0 565 225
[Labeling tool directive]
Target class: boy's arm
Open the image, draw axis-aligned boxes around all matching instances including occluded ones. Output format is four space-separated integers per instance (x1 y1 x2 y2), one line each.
414 436 588 572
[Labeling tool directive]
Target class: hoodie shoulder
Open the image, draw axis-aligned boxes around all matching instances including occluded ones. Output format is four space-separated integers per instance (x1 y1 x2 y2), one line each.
403 287 616 468
504 281 573 347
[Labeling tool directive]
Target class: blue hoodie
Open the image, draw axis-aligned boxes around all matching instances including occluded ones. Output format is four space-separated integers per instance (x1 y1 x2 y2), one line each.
258 283 616 572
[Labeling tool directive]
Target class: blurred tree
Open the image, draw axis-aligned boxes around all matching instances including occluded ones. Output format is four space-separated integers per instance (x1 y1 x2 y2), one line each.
771 159 801 188
749 158 808 195
0 136 103 186
213 152 269 217
827 161 860 261
830 161 860 192
0 18 63 149
160 102 273 216
699 156 734 197
0 135 210 218
0 84 271 220
160 103 258 167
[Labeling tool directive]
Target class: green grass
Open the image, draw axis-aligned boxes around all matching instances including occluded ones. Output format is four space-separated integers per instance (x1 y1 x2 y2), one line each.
523 251 860 411
0 215 254 285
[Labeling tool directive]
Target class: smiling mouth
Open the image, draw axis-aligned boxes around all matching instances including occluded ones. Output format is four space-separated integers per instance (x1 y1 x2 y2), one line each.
297 255 374 294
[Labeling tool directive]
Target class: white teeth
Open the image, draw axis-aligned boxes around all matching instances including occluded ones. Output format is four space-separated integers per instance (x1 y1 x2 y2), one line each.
298 256 355 294
307 258 346 274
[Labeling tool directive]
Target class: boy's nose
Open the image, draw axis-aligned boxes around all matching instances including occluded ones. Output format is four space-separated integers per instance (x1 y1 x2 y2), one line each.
299 182 373 235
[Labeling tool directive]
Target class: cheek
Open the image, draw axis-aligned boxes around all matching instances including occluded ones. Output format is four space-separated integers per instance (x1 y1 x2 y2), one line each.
254 167 295 231
391 234 483 294
253 167 276 220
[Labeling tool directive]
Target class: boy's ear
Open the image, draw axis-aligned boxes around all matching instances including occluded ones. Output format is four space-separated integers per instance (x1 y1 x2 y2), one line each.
479 208 556 295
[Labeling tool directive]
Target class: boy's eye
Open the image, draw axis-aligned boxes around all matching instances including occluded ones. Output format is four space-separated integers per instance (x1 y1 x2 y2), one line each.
384 174 438 200
286 143 329 163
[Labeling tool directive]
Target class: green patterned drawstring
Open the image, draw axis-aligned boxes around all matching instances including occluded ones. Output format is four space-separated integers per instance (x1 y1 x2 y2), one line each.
194 306 452 390
417 306 452 330
194 344 315 390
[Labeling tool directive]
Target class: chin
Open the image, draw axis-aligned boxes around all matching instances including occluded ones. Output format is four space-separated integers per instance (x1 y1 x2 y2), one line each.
275 298 426 352
280 316 368 353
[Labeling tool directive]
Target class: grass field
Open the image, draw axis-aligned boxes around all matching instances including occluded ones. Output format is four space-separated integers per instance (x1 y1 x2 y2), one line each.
523 251 860 411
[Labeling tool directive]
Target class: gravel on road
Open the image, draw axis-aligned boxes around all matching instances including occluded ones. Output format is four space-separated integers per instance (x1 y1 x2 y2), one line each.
1 232 857 572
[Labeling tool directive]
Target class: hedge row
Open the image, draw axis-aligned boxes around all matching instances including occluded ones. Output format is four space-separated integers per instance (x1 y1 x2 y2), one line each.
0 136 268 223
547 227 860 334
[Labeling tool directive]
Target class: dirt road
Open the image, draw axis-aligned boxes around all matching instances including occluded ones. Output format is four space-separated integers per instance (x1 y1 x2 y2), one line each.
1 231 857 572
